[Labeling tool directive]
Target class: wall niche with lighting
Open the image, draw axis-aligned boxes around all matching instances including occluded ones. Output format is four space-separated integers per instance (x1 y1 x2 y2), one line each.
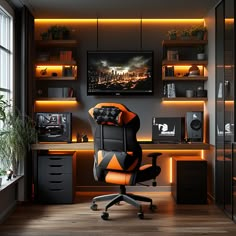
35 39 78 101
162 39 208 101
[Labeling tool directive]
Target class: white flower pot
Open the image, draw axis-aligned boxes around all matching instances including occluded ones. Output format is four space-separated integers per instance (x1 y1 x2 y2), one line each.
197 53 205 60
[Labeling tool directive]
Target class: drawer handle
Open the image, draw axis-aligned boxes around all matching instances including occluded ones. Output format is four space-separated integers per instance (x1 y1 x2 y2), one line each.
49 189 63 192
49 173 62 175
49 181 63 183
50 165 63 167
49 158 63 160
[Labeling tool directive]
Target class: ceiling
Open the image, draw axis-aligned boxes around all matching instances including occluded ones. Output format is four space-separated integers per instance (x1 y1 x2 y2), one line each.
13 0 220 19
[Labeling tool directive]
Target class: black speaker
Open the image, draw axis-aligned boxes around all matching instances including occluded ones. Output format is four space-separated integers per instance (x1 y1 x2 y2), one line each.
186 111 203 142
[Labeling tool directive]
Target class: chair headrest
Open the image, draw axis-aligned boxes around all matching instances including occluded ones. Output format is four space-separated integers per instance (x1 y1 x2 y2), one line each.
89 103 136 126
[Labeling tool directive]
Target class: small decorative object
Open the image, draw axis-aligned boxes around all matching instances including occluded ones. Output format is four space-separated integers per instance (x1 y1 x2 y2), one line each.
167 50 179 61
188 65 200 76
7 169 13 180
197 45 205 60
81 134 88 142
167 29 178 40
186 90 195 98
40 68 47 76
167 83 176 98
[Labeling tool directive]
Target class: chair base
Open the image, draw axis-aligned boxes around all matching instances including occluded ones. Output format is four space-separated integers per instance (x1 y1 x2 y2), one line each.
91 185 154 213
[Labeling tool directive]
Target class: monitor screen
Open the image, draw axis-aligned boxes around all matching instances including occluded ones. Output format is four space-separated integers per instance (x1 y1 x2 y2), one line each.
87 51 153 96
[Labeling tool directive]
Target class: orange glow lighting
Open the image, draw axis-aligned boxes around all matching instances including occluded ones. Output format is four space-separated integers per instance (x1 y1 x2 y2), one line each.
162 101 205 105
35 18 204 24
201 150 204 159
35 101 77 105
169 157 172 183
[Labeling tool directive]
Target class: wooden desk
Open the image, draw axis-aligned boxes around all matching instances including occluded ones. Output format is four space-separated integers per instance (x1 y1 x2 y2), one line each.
31 142 210 151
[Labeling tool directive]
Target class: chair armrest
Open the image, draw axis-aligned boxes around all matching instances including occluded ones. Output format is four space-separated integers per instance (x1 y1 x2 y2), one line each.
147 152 162 167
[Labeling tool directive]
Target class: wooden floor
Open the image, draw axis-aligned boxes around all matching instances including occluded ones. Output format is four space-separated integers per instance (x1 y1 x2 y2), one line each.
0 192 236 236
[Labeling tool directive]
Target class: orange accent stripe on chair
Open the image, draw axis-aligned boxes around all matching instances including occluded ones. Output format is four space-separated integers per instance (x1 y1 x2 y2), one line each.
97 150 103 165
107 154 123 170
127 158 138 171
139 164 152 171
105 171 132 185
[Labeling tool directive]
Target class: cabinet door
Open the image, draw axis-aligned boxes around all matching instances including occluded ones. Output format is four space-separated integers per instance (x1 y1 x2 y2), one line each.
215 0 235 219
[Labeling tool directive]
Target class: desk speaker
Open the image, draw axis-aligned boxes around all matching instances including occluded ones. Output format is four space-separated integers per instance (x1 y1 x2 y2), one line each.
186 111 203 142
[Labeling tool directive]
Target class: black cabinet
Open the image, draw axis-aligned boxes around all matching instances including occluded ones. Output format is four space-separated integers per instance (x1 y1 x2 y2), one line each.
172 157 207 204
37 153 76 203
215 0 235 222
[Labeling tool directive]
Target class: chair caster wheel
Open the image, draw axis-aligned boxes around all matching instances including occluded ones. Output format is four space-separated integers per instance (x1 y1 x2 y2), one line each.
149 204 157 211
101 212 109 220
90 203 98 211
137 212 144 219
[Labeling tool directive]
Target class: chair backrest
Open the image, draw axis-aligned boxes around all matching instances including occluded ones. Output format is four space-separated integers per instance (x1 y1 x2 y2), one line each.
88 103 142 181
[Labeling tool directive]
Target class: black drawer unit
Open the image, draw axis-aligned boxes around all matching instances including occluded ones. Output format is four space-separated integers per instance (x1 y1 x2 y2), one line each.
37 153 76 204
172 156 207 204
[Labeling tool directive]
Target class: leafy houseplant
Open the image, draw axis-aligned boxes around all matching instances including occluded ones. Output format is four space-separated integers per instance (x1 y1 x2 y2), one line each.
47 25 70 40
0 102 37 177
191 25 207 40
167 29 178 40
180 29 191 40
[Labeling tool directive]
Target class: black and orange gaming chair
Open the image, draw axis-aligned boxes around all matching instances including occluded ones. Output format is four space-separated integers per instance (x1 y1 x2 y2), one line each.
88 103 161 220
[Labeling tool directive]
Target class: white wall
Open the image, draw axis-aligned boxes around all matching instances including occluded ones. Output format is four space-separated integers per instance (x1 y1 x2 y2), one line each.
205 8 216 146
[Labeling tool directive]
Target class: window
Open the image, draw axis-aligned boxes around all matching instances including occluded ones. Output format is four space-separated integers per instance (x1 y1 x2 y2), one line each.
0 3 13 173
0 5 13 104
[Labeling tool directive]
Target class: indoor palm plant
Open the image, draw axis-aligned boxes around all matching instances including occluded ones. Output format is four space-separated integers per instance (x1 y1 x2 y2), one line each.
0 98 37 177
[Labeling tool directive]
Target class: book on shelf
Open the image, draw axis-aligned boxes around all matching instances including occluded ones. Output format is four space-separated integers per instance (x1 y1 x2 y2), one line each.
60 51 72 61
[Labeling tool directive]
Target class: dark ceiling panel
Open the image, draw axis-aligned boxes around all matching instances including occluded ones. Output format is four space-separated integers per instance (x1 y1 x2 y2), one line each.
19 0 219 18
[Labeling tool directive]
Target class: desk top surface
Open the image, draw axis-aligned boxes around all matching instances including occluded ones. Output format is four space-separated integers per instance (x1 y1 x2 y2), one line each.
31 142 210 151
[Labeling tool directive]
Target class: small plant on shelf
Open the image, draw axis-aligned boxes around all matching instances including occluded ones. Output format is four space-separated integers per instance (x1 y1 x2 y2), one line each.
47 25 70 40
191 25 207 40
180 29 191 40
167 29 178 40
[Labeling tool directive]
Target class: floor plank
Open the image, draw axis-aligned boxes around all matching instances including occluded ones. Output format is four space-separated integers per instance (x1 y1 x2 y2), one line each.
0 192 236 236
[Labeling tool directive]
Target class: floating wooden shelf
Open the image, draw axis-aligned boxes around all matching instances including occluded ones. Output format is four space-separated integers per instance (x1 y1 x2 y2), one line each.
162 97 208 101
162 60 208 65
162 40 208 46
162 76 208 81
35 40 78 47
36 60 77 66
35 97 77 101
36 76 76 81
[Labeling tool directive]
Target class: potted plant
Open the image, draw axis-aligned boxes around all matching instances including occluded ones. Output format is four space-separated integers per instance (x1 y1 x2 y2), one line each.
180 29 191 40
0 102 37 177
167 29 178 40
40 31 49 40
60 26 70 39
48 25 70 40
48 25 62 40
191 25 207 40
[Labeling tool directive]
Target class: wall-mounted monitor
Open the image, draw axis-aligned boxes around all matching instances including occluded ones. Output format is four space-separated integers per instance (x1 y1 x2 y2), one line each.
87 51 153 96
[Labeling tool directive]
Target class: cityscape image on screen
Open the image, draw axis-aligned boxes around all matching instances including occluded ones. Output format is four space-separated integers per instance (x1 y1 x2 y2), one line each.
87 51 153 95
